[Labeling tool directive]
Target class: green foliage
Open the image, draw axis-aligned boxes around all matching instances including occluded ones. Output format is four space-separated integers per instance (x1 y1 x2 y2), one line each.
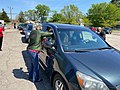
24 9 37 21
35 4 50 22
0 9 10 22
49 12 63 23
110 0 120 7
87 3 120 27
82 16 91 26
60 4 83 24
0 13 1 17
18 11 25 23
16 2 119 26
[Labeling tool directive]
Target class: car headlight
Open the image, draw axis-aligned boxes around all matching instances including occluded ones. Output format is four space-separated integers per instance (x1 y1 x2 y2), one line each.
76 71 109 90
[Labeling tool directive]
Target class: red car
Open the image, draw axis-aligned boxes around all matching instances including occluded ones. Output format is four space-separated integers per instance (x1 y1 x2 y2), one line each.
90 27 97 32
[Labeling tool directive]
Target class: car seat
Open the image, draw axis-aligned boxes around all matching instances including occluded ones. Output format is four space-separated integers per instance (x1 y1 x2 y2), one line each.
71 32 83 45
59 32 69 45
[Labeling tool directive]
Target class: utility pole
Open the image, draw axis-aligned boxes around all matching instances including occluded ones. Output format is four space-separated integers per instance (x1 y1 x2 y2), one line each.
8 7 13 21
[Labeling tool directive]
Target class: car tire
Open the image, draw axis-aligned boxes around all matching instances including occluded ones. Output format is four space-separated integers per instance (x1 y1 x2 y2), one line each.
25 38 28 43
53 74 68 90
24 36 28 43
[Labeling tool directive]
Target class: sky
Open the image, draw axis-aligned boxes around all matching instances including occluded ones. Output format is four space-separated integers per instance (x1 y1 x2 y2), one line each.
0 0 111 19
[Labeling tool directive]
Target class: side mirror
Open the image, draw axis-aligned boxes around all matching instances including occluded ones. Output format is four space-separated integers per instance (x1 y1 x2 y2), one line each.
44 41 56 54
44 41 54 49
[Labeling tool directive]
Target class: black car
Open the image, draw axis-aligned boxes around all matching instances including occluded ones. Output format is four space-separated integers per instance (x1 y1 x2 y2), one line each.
24 23 33 42
39 23 120 90
103 27 112 34
17 23 24 30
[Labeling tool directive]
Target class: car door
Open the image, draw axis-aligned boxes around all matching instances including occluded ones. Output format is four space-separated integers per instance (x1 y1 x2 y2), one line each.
39 25 55 68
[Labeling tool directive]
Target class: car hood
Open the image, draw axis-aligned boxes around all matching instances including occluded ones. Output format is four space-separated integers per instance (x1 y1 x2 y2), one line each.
65 49 120 86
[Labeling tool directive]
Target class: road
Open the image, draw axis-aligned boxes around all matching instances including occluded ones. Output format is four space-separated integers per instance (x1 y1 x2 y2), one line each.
106 33 120 50
0 29 120 90
0 29 53 90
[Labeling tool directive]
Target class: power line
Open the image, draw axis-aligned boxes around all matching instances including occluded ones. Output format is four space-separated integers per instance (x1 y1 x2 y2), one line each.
7 7 18 20
8 7 13 20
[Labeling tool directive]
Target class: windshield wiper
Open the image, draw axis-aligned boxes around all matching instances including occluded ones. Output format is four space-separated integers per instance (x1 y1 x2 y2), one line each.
97 47 112 50
75 47 112 52
64 47 112 52
64 49 90 52
75 49 91 52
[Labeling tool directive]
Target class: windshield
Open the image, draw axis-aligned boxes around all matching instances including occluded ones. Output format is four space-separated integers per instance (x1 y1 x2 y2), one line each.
58 28 109 52
28 24 33 31
104 28 111 29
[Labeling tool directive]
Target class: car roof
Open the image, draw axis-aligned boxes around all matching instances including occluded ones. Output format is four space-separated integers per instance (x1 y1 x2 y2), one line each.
43 23 86 29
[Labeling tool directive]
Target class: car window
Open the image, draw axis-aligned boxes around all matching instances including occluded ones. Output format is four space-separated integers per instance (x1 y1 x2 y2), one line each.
59 31 69 45
42 26 47 31
42 26 56 46
42 26 53 32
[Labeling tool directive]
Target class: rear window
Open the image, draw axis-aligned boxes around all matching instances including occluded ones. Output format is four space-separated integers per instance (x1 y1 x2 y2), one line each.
28 24 33 30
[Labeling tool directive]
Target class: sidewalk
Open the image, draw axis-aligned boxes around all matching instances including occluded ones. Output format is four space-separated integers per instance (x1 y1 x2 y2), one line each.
0 29 53 90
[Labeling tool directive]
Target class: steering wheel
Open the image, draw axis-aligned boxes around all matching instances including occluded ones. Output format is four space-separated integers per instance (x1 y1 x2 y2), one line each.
83 39 90 43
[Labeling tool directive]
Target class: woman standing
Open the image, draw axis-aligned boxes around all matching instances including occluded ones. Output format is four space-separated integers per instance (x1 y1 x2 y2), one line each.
0 25 4 51
27 25 43 82
97 27 106 40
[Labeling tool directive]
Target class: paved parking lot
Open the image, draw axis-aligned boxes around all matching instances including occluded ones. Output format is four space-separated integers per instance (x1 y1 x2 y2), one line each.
0 29 53 90
0 29 120 90
106 33 120 50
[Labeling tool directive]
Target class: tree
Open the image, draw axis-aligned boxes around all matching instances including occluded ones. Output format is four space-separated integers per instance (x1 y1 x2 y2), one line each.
61 4 83 24
49 12 63 23
82 16 91 26
87 3 120 27
0 9 10 22
18 11 25 23
0 13 1 17
35 4 50 22
24 9 38 21
110 0 120 7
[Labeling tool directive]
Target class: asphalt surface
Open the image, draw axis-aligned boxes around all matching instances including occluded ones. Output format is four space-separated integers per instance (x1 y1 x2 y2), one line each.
0 29 120 90
106 33 120 50
0 29 53 90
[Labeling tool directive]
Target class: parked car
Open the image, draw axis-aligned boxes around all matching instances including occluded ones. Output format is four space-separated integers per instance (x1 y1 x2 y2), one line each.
24 23 33 42
89 27 97 32
17 23 24 30
103 27 112 34
22 23 28 33
114 25 120 30
39 23 120 90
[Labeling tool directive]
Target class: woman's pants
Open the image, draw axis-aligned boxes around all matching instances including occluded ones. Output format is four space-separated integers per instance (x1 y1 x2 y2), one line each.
0 37 3 50
27 50 40 82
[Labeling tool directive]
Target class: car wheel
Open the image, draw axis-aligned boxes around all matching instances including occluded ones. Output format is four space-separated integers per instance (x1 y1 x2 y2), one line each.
110 31 112 34
53 74 68 90
25 38 28 43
